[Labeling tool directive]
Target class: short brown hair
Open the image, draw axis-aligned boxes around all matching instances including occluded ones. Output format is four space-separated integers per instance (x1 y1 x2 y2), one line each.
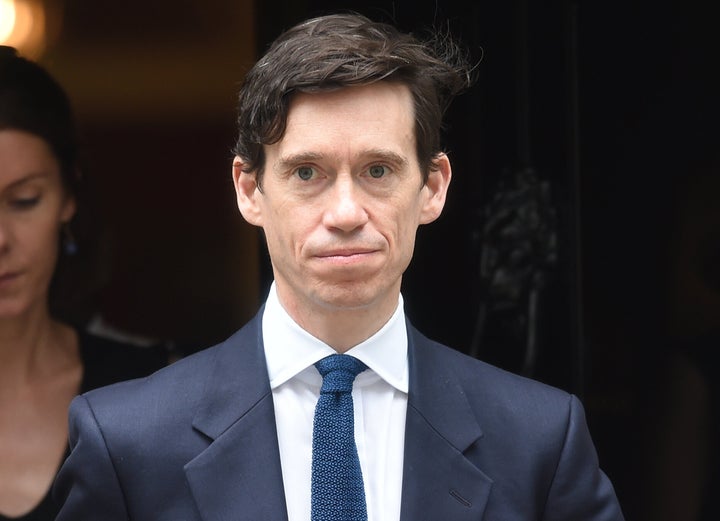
233 13 473 185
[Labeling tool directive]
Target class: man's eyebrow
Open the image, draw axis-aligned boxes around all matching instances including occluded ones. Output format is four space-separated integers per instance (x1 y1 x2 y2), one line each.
276 149 409 170
363 149 409 168
275 152 325 171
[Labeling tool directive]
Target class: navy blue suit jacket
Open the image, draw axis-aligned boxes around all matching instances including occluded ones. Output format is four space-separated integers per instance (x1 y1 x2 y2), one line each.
54 313 624 520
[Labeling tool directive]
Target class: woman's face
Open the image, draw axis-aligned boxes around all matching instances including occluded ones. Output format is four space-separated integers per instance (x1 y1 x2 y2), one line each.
0 129 76 319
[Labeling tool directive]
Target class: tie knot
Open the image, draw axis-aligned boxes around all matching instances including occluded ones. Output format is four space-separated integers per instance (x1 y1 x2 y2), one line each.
315 354 367 394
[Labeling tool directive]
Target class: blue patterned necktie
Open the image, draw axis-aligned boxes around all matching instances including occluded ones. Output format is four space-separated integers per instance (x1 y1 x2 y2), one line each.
311 354 368 521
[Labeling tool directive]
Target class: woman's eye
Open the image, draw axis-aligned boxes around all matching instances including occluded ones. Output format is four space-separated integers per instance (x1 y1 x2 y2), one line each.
368 165 387 178
296 166 315 181
10 196 41 210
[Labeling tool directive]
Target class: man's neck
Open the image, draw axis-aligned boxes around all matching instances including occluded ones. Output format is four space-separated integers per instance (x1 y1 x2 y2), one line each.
273 285 400 353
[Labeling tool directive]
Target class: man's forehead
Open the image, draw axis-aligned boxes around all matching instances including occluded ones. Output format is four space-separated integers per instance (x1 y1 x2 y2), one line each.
279 84 415 142
287 82 414 116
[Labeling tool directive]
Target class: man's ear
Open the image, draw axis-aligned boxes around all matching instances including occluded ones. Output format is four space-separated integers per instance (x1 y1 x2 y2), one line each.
232 156 263 227
419 152 452 225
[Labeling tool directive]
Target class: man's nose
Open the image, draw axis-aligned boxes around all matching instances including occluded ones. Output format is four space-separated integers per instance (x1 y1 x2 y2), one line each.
322 176 369 232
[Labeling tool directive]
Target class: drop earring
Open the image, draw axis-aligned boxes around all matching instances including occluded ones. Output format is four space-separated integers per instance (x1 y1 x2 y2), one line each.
62 223 78 256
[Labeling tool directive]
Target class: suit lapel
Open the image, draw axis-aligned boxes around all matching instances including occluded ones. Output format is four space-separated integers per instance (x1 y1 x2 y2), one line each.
185 313 289 521
400 325 493 521
183 314 492 520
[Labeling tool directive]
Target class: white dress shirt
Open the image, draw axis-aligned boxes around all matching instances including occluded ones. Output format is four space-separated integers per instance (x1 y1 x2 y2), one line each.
262 283 408 521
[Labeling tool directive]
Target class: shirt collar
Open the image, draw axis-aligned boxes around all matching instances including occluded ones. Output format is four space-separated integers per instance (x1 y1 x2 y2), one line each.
262 282 409 393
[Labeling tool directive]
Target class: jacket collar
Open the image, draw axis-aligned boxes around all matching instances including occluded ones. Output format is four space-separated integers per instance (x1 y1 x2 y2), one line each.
400 323 492 520
183 313 492 521
185 312 290 521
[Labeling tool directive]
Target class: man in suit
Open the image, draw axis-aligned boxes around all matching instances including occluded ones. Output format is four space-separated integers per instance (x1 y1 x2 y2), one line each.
54 13 625 521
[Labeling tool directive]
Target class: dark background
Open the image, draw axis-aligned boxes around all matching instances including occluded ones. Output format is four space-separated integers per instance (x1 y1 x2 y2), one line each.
29 0 720 519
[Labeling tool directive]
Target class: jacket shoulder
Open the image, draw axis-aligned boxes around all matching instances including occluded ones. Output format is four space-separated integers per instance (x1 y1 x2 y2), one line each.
408 324 576 433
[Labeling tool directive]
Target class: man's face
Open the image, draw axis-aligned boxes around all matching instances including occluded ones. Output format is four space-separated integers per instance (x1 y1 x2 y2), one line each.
234 82 450 322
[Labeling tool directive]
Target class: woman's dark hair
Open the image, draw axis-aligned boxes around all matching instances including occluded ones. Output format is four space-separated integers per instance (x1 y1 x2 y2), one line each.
0 45 80 195
233 13 474 186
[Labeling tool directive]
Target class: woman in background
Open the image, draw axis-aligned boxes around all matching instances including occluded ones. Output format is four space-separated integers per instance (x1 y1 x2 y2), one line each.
0 46 167 520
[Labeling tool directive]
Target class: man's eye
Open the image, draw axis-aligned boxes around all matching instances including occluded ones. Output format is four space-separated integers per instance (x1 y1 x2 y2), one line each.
296 166 315 180
368 165 387 178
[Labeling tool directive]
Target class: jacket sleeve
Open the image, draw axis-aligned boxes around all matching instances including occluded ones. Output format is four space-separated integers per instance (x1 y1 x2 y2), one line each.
53 395 131 521
543 395 625 521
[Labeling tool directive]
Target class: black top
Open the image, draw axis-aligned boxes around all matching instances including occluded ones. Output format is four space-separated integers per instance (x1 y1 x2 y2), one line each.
0 329 168 521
